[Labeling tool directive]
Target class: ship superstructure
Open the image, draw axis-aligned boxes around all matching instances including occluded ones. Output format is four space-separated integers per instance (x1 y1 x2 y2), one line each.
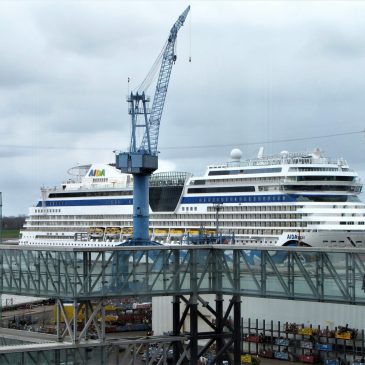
20 148 365 248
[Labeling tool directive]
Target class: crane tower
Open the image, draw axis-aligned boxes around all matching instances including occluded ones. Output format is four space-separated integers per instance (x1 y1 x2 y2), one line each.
116 6 190 245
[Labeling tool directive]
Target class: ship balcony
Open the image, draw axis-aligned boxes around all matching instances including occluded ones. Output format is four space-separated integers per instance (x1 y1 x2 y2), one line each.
280 177 360 184
279 183 362 193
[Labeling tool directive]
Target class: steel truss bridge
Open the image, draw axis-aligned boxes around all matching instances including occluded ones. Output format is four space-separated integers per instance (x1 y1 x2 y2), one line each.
0 244 365 365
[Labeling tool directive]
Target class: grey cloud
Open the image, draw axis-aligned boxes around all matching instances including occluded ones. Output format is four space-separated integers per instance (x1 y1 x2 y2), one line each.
315 27 365 58
0 148 30 159
1 1 365 215
30 2 172 58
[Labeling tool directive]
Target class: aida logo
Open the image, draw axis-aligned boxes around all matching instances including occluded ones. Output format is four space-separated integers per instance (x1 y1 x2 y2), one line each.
89 169 105 177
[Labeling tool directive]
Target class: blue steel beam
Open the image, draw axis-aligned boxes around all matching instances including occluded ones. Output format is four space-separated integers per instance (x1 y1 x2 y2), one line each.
0 246 365 305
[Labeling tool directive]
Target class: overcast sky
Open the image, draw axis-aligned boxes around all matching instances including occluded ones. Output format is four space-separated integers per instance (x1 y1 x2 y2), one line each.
1 0 365 216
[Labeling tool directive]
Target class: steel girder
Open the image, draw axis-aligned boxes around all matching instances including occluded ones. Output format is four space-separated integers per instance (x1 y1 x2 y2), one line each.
171 294 241 365
0 246 365 305
55 298 105 343
0 336 186 365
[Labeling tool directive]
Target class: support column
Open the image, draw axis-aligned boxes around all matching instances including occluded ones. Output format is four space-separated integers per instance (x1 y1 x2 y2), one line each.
133 174 150 243
101 299 106 342
215 294 224 365
56 299 61 342
84 301 89 340
232 295 242 365
232 249 242 365
189 295 198 365
72 299 78 343
172 295 181 364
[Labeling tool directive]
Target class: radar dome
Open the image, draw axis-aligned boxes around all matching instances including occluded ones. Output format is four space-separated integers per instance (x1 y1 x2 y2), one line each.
230 149 242 161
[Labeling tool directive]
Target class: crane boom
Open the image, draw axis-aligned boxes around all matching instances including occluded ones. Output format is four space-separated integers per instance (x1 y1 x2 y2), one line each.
141 5 190 154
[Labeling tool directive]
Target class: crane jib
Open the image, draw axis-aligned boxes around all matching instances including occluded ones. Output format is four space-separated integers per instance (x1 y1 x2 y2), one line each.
140 5 190 155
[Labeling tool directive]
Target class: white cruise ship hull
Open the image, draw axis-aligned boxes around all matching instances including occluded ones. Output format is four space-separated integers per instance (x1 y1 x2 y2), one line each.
19 150 365 249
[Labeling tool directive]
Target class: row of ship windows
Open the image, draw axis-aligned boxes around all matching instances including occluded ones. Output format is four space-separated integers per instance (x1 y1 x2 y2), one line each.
29 206 299 220
23 228 298 236
26 217 365 229
49 191 132 198
289 167 342 172
207 205 297 212
23 220 363 234
196 177 283 185
25 242 110 247
29 212 363 223
193 195 290 203
340 221 365 225
207 167 282 176
213 204 365 211
35 209 61 213
235 229 295 235
33 203 361 217
45 199 130 206
26 221 310 228
193 176 355 185
180 213 305 219
29 213 306 221
29 213 307 222
207 167 342 174
29 206 362 221
31 207 298 220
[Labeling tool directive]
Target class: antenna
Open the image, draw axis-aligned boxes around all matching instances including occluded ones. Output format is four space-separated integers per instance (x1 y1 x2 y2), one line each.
189 8 192 62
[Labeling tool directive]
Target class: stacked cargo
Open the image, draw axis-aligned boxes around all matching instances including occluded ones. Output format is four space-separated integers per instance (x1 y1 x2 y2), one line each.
242 318 364 364
54 300 152 333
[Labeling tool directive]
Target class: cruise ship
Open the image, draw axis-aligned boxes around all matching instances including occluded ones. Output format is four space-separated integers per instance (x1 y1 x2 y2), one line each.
19 148 365 248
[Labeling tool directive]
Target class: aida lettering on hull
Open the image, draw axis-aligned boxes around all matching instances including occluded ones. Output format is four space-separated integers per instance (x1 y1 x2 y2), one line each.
89 169 105 177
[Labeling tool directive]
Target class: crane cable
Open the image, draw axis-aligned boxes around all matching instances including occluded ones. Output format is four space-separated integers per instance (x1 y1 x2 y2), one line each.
0 130 363 151
189 8 192 62
137 42 166 93
161 129 365 151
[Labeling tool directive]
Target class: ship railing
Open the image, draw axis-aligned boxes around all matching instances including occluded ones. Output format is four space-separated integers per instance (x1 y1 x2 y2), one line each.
280 178 361 185
222 157 348 168
204 178 283 185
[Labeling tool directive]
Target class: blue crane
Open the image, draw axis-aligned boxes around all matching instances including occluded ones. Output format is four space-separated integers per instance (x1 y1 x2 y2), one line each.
116 6 190 245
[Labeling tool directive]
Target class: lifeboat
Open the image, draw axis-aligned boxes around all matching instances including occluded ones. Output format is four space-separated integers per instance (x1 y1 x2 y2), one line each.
205 229 216 235
154 228 169 235
122 227 133 235
105 227 121 238
89 227 105 239
170 228 184 235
